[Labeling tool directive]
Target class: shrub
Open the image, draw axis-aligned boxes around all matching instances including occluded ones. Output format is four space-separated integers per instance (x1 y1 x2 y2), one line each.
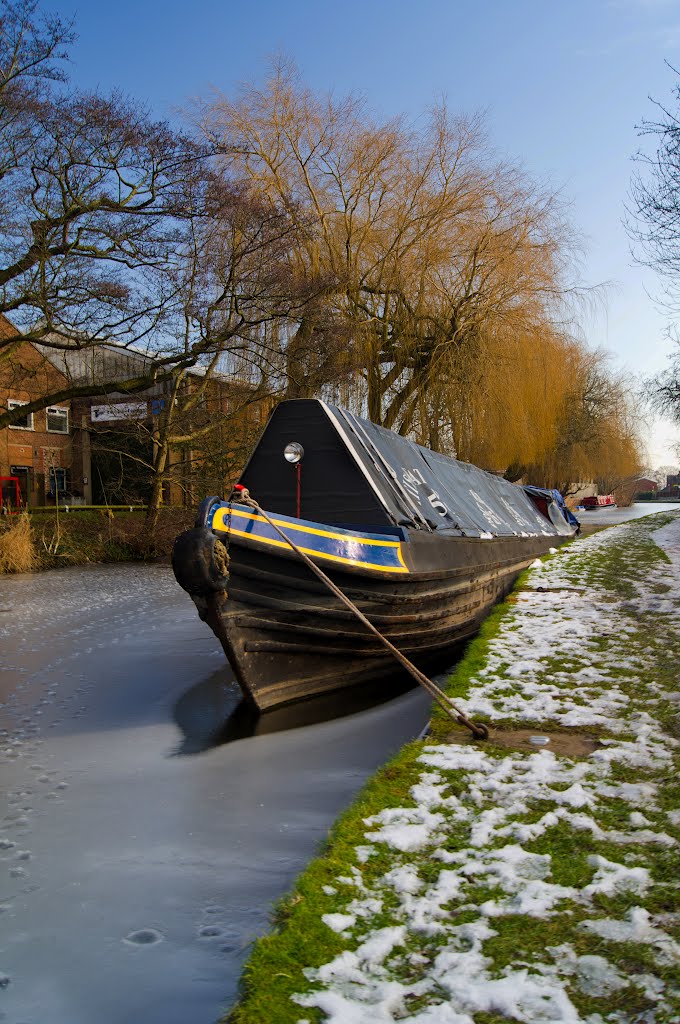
0 512 38 573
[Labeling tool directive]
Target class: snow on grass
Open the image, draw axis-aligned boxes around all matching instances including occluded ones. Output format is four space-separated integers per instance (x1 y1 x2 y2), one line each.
290 513 680 1023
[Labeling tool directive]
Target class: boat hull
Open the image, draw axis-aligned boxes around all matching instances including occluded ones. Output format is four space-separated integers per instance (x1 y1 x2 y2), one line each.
184 516 555 711
172 398 576 714
582 495 617 509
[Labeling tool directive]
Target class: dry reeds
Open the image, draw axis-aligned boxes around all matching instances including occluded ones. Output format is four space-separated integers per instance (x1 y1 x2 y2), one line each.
0 512 38 573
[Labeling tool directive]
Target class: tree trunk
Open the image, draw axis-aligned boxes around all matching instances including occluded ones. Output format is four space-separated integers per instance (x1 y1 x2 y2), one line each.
145 440 169 539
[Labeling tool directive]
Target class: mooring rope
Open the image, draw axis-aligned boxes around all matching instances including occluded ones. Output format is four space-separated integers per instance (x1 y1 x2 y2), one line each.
231 485 489 741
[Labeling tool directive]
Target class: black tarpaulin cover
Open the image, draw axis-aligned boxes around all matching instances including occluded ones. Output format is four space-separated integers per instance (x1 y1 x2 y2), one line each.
238 399 563 539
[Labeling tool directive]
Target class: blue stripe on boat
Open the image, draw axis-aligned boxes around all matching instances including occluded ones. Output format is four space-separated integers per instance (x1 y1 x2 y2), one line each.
208 502 409 574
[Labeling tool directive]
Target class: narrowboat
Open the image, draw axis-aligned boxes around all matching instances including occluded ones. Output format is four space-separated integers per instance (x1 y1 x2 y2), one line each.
581 494 617 509
171 399 577 712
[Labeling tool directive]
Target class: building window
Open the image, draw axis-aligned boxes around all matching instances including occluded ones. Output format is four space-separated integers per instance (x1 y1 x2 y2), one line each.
7 399 33 430
46 406 69 433
49 467 67 495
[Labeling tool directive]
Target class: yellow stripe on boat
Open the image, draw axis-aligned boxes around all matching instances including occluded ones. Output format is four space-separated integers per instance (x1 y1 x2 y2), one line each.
222 526 409 573
211 506 408 573
213 506 403 548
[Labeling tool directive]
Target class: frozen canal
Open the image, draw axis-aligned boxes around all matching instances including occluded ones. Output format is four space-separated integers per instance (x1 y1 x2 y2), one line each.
575 500 679 527
0 563 431 1024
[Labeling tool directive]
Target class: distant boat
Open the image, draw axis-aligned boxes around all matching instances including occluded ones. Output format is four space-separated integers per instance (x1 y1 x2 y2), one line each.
172 399 578 712
523 485 581 533
581 495 617 509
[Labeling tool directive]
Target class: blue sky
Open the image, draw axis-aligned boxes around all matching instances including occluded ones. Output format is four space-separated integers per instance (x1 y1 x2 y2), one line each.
42 0 680 465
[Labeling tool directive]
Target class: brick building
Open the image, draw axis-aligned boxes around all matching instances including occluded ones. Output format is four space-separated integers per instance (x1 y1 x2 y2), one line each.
0 316 74 507
633 477 659 496
1 315 273 509
658 473 680 498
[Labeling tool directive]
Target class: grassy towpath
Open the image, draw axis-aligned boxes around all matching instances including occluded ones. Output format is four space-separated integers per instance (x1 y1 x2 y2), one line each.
228 511 680 1024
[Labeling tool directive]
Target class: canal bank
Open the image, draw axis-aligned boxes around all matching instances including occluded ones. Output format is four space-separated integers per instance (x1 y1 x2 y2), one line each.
230 509 680 1024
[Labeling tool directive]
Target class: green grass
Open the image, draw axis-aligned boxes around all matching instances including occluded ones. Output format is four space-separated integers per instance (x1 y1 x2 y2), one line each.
227 744 427 1024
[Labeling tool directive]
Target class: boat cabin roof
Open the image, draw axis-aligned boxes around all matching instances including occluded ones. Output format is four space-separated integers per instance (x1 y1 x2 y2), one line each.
239 399 567 539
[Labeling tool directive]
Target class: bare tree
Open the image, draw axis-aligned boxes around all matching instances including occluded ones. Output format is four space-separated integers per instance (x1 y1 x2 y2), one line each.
627 69 680 425
646 351 680 425
1 18 641 499
64 167 319 531
628 68 680 307
0 3 325 440
0 0 206 425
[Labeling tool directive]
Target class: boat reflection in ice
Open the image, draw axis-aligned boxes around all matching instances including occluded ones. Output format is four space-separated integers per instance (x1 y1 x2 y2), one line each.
172 665 420 754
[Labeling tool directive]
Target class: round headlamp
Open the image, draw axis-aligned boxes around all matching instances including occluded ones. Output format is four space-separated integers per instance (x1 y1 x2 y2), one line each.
283 442 304 464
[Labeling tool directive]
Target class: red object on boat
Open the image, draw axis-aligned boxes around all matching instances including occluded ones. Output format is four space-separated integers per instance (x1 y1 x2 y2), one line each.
582 494 616 508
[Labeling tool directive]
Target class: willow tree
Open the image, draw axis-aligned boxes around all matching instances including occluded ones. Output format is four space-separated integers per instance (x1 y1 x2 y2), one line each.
198 62 577 446
441 327 573 471
197 61 642 492
514 346 644 492
391 172 576 453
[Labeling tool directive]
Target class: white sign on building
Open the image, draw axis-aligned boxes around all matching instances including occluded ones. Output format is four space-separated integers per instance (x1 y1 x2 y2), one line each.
90 401 147 423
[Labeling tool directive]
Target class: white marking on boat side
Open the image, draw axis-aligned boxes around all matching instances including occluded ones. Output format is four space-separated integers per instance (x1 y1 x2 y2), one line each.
325 404 431 530
320 402 407 525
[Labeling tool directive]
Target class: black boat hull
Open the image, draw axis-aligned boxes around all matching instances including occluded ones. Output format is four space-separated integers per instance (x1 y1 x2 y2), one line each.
188 528 552 711
172 398 577 713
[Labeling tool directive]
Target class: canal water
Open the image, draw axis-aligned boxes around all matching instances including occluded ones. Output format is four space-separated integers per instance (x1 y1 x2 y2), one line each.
0 563 431 1024
574 500 679 527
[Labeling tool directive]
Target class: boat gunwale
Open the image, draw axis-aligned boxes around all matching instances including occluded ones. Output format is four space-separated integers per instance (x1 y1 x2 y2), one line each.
217 532 554 587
